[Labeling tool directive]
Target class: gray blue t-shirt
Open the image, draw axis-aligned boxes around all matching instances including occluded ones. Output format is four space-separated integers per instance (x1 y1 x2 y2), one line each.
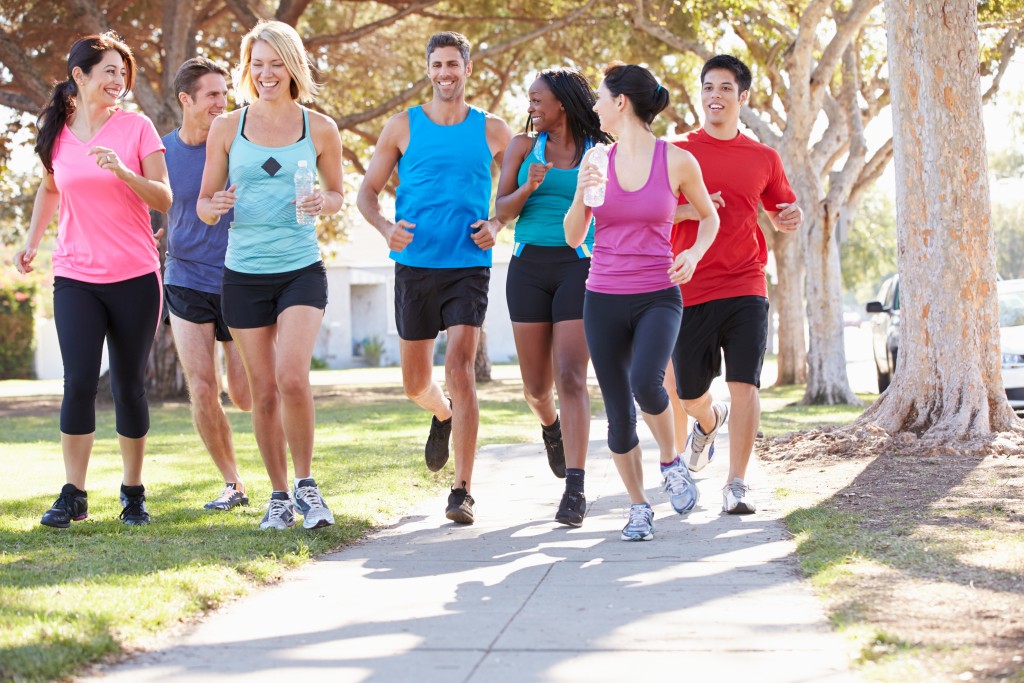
163 128 231 293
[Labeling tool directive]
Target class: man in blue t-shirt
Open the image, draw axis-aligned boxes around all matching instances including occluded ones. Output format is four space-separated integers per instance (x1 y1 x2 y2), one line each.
357 32 512 525
163 57 252 511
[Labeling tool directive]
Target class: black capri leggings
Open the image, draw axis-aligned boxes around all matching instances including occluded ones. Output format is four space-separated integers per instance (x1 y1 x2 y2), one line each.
583 287 682 454
54 273 161 438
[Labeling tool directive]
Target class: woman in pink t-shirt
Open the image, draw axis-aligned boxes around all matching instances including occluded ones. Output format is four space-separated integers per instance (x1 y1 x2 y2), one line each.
14 32 171 529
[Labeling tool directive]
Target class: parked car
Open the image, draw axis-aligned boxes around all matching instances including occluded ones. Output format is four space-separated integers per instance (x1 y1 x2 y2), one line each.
866 275 899 392
866 275 1024 411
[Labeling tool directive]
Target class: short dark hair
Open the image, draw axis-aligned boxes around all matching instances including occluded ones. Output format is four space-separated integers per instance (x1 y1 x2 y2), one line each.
173 57 229 108
426 32 471 64
601 62 670 126
700 55 752 94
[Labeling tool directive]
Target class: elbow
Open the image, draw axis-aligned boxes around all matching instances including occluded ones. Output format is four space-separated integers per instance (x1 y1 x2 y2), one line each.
153 193 173 214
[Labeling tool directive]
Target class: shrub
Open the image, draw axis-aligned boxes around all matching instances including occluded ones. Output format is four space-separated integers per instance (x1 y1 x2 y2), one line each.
0 272 37 379
362 336 384 367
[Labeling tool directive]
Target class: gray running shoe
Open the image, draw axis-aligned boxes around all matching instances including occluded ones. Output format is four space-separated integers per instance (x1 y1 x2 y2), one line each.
293 479 335 529
687 401 729 472
722 477 756 514
662 460 699 514
204 483 249 511
621 503 655 541
260 495 296 530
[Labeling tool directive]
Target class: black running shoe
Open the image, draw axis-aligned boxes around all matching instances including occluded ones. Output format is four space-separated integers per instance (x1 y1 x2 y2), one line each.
425 407 452 472
40 484 88 529
119 485 151 526
554 490 586 527
445 484 475 525
542 426 566 479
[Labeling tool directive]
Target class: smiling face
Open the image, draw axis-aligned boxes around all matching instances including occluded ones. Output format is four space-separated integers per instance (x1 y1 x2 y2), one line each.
181 72 228 131
250 40 293 101
592 81 623 135
527 78 565 133
75 50 126 105
427 45 470 103
701 67 747 128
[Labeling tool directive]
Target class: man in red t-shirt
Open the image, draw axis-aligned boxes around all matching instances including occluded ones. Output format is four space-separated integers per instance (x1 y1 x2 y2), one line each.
669 55 803 514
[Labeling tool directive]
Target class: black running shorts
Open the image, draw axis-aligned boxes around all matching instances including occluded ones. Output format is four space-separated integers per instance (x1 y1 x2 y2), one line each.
506 245 589 324
394 264 489 341
165 284 233 342
221 261 328 329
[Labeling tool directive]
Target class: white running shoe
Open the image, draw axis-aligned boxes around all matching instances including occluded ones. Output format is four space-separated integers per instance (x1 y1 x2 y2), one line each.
662 460 699 514
259 496 295 530
687 401 729 472
722 477 756 515
293 479 335 529
621 504 655 541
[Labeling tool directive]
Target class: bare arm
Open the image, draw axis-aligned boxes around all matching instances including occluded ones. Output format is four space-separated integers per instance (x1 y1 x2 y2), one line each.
197 114 236 225
356 113 417 252
563 146 600 248
668 148 720 285
87 146 172 213
13 173 60 274
306 112 344 218
495 135 554 225
469 115 515 250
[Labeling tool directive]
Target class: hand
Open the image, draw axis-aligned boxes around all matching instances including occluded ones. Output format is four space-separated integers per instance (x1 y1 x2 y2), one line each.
668 249 700 285
470 218 500 250
294 188 325 218
525 162 553 192
207 183 238 222
151 227 165 249
386 219 415 252
675 191 723 223
575 148 606 195
13 246 36 274
87 146 128 180
774 202 802 232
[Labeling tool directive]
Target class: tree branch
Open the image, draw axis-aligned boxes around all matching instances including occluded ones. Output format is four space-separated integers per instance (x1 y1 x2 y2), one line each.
0 90 39 114
808 0 879 114
276 0 315 25
225 0 259 28
630 0 713 62
982 26 1022 103
306 1 442 48
0 30 52 108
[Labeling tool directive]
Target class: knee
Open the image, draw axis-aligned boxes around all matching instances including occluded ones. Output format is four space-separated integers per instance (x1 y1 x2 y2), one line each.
633 381 668 416
228 387 253 413
556 367 588 398
64 374 99 405
521 380 552 406
607 419 638 455
274 371 308 400
188 375 221 411
445 363 475 396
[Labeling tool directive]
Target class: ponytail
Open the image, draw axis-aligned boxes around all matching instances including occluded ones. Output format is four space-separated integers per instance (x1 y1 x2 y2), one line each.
35 80 77 175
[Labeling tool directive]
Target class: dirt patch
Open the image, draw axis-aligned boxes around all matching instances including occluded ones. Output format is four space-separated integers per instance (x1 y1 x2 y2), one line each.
761 428 1024 681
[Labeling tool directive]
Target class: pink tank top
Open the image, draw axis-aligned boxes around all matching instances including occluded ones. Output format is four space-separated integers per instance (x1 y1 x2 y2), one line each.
588 138 678 294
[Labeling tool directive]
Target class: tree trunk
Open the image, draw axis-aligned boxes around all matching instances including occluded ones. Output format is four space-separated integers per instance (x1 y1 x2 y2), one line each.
860 0 1018 438
475 327 491 383
772 230 807 385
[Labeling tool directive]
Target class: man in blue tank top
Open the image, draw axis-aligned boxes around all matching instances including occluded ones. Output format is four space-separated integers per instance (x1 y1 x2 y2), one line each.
357 31 512 525
163 58 252 512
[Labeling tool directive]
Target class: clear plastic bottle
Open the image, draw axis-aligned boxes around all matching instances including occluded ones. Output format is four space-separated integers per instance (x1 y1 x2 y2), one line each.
583 144 609 208
294 159 315 225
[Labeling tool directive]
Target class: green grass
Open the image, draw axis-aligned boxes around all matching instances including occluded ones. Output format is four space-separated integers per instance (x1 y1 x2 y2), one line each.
758 385 876 437
0 377 553 683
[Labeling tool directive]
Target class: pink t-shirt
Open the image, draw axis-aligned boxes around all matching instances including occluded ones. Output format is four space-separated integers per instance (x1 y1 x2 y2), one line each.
50 109 165 283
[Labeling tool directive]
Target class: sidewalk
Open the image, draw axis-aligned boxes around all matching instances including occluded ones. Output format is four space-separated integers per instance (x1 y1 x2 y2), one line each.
79 417 855 683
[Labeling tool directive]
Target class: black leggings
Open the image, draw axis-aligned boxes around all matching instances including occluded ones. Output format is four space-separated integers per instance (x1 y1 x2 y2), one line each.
583 287 682 454
54 273 161 438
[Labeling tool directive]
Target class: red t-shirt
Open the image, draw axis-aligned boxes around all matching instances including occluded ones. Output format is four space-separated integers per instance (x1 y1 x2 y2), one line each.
671 128 796 306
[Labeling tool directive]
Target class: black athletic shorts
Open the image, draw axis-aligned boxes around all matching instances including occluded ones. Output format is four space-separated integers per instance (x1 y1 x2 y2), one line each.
506 245 590 324
221 261 328 329
164 284 232 342
672 295 769 399
394 264 489 341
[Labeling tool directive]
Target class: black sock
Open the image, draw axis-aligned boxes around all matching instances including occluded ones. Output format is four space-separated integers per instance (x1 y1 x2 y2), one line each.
565 468 585 494
120 484 145 497
542 416 561 438
270 490 290 501
62 483 86 497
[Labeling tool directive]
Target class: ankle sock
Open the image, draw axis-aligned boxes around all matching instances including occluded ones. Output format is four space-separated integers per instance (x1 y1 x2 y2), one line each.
120 484 144 497
271 490 290 501
62 483 86 497
295 477 315 489
565 468 585 494
660 457 681 472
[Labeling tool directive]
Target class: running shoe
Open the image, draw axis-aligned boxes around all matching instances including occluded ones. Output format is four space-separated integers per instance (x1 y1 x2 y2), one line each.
686 401 729 472
662 460 700 514
554 490 586 527
621 503 655 541
445 484 475 524
40 484 88 528
722 477 756 514
204 483 249 511
425 403 452 472
293 478 335 529
260 495 296 530
119 485 151 526
542 423 566 478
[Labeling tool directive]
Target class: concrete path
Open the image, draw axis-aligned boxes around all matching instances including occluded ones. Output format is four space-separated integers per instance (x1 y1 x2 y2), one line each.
80 423 855 683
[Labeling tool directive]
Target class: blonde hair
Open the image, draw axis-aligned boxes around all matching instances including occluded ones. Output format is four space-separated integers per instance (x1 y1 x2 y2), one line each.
235 20 318 104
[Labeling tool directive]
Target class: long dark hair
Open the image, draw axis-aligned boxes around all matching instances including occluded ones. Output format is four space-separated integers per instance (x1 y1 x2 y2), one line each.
35 31 136 174
601 62 670 127
526 67 613 167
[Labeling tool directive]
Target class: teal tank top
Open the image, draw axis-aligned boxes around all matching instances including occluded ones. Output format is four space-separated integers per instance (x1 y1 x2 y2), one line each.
513 133 594 253
225 106 320 274
394 105 493 268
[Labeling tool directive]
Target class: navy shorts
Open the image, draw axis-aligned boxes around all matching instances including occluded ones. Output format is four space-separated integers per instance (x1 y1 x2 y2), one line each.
506 245 589 324
221 261 328 329
394 264 489 341
672 295 770 399
165 284 232 342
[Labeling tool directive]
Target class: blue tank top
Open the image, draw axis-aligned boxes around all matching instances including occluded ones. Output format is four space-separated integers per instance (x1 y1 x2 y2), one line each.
225 106 320 274
513 133 594 253
394 105 493 268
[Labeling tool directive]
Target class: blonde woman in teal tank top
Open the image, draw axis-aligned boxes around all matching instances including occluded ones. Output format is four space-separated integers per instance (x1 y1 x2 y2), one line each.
198 20 343 532
495 68 612 528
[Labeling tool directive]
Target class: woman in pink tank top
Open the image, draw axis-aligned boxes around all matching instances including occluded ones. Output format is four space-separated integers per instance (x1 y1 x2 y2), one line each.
564 62 719 542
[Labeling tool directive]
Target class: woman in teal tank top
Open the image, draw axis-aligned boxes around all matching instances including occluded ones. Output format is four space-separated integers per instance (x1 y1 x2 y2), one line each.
198 20 343 532
495 67 612 528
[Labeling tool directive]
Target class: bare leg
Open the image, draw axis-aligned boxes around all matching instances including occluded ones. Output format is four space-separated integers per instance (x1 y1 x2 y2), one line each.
726 381 759 481
612 444 647 505
274 306 324 481
399 338 452 420
641 405 677 466
60 432 94 490
552 319 590 470
663 359 689 455
445 325 480 492
223 339 252 412
511 321 557 427
682 390 716 434
231 324 288 491
118 434 145 486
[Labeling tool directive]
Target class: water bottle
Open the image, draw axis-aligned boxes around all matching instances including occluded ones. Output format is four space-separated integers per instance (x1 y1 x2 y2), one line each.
294 160 315 225
583 144 609 208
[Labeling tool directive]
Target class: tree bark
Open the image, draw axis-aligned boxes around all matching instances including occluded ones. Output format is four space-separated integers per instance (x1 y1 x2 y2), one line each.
860 0 1019 438
772 230 807 385
475 328 491 383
